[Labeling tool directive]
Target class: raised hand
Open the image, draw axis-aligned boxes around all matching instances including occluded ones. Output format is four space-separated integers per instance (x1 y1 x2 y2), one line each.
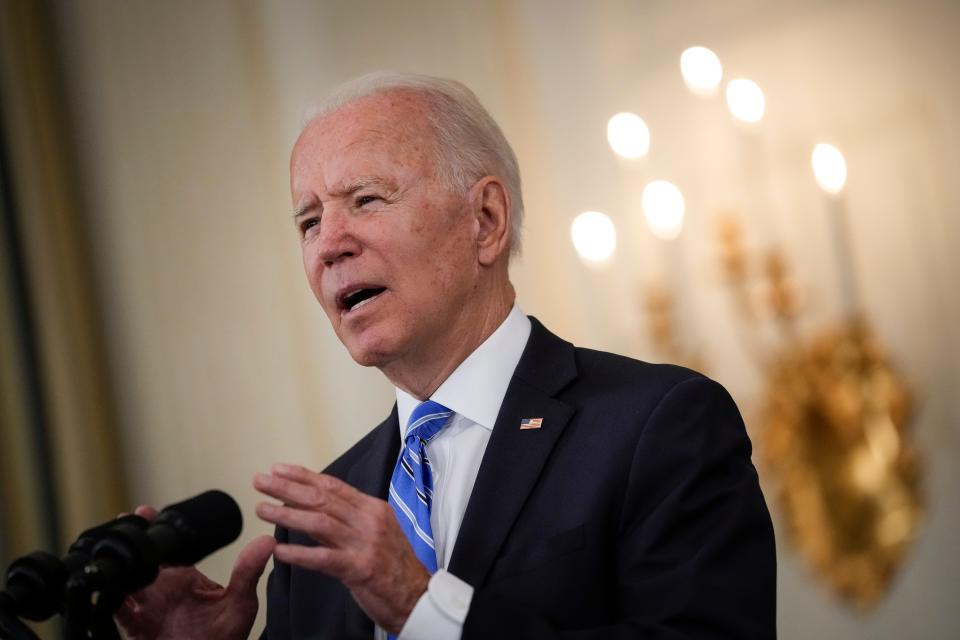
254 464 430 635
114 506 275 640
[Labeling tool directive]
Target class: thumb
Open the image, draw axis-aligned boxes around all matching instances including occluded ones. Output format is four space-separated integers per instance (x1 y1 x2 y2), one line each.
133 504 160 520
226 535 276 597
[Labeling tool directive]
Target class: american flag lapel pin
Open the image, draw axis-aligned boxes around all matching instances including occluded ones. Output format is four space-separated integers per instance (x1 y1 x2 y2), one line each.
520 417 543 430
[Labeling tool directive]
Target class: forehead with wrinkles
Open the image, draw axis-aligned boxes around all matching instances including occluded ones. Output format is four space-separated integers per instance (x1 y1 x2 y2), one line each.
290 91 443 191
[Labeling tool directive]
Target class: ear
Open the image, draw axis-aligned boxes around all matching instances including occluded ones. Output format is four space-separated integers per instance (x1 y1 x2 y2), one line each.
472 176 512 267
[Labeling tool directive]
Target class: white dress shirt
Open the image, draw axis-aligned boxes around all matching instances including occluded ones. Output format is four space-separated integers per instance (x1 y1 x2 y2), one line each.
373 305 531 640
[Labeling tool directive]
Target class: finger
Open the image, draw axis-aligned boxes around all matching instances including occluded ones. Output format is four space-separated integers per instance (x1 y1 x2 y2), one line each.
134 504 159 520
271 465 365 508
123 588 146 610
252 472 340 510
273 542 352 576
253 475 356 525
226 535 276 597
255 503 354 544
113 595 140 630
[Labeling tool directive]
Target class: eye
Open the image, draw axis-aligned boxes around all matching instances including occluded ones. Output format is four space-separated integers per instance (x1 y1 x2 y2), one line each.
299 217 319 236
355 194 380 207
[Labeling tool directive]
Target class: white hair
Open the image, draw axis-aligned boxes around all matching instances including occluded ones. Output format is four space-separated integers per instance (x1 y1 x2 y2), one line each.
307 72 524 255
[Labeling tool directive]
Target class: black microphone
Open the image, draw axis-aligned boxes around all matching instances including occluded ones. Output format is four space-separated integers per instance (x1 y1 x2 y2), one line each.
71 490 242 596
0 515 147 622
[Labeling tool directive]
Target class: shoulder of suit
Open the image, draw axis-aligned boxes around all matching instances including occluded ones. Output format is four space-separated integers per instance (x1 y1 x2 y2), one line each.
571 345 711 396
526 316 717 400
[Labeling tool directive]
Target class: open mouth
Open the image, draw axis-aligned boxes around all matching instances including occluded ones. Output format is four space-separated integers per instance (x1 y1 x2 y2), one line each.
339 287 387 313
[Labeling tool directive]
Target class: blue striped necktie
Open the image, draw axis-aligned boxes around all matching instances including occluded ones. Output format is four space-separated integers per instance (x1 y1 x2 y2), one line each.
388 400 452 575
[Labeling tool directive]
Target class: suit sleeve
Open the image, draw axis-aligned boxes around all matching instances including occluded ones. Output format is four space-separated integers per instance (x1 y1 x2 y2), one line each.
463 377 777 639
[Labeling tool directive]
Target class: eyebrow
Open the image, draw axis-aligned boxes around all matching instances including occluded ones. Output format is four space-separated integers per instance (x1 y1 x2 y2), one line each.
292 176 396 218
293 200 318 218
333 176 397 200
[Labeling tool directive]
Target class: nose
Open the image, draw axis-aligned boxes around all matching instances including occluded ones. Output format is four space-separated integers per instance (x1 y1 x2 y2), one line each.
316 208 361 267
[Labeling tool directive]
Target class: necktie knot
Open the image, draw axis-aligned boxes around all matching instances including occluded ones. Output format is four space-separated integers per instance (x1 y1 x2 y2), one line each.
405 400 453 443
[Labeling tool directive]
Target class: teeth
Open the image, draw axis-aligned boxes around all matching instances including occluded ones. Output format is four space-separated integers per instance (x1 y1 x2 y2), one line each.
341 289 364 309
347 290 383 312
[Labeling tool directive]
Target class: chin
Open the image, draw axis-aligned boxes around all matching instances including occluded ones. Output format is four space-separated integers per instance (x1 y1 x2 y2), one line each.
342 333 397 369
347 349 389 368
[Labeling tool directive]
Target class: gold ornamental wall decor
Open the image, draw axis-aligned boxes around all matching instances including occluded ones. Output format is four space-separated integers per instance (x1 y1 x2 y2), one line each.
763 320 921 607
716 216 923 609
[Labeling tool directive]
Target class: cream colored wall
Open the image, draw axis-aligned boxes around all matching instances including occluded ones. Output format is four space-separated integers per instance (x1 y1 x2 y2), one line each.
49 0 959 637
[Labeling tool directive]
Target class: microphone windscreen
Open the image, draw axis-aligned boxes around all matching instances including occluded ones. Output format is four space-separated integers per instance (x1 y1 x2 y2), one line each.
69 514 148 559
153 490 243 564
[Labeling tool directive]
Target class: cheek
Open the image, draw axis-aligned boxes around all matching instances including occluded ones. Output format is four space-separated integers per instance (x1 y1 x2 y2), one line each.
302 248 325 301
431 220 479 287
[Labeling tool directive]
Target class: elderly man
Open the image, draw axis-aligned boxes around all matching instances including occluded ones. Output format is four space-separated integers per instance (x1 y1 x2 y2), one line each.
118 73 776 639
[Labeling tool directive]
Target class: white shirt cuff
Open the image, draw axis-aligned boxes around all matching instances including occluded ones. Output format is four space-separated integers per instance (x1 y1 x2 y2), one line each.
398 569 474 640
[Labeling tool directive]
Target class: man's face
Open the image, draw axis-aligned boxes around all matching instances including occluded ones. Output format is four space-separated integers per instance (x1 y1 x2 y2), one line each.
290 92 482 371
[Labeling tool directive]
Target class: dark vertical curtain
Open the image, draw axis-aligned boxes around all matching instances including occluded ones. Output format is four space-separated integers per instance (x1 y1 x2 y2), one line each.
0 1 128 620
0 93 60 564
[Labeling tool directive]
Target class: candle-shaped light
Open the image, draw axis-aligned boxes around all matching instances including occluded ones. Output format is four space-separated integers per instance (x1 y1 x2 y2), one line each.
642 180 689 348
811 143 858 316
812 143 847 195
726 78 765 124
571 210 617 265
607 113 651 285
607 112 650 159
680 46 723 96
642 180 685 240
724 77 782 243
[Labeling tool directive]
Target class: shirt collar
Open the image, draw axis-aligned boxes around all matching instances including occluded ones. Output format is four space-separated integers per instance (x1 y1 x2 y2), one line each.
395 304 532 433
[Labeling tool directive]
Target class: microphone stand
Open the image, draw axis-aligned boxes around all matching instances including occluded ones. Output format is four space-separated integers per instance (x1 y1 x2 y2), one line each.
0 605 39 640
63 569 121 640
88 584 124 640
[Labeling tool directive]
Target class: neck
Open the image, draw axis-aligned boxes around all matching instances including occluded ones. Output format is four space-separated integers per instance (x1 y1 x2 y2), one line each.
382 281 515 400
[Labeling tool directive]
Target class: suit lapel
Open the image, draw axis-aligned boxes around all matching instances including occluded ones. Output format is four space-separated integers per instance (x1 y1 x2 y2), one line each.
343 406 400 635
347 405 400 499
448 317 578 587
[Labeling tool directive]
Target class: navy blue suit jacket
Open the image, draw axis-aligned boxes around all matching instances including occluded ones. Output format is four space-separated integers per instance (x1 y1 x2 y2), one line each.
263 317 776 638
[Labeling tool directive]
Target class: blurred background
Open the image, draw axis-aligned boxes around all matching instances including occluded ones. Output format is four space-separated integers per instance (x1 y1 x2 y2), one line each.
1 0 957 637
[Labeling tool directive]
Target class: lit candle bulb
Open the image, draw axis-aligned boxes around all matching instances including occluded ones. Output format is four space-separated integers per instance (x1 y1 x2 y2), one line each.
726 78 766 124
642 180 685 240
607 112 650 159
680 46 723 97
811 143 859 316
812 143 847 194
642 180 689 347
723 77 781 244
606 112 651 286
571 210 617 266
